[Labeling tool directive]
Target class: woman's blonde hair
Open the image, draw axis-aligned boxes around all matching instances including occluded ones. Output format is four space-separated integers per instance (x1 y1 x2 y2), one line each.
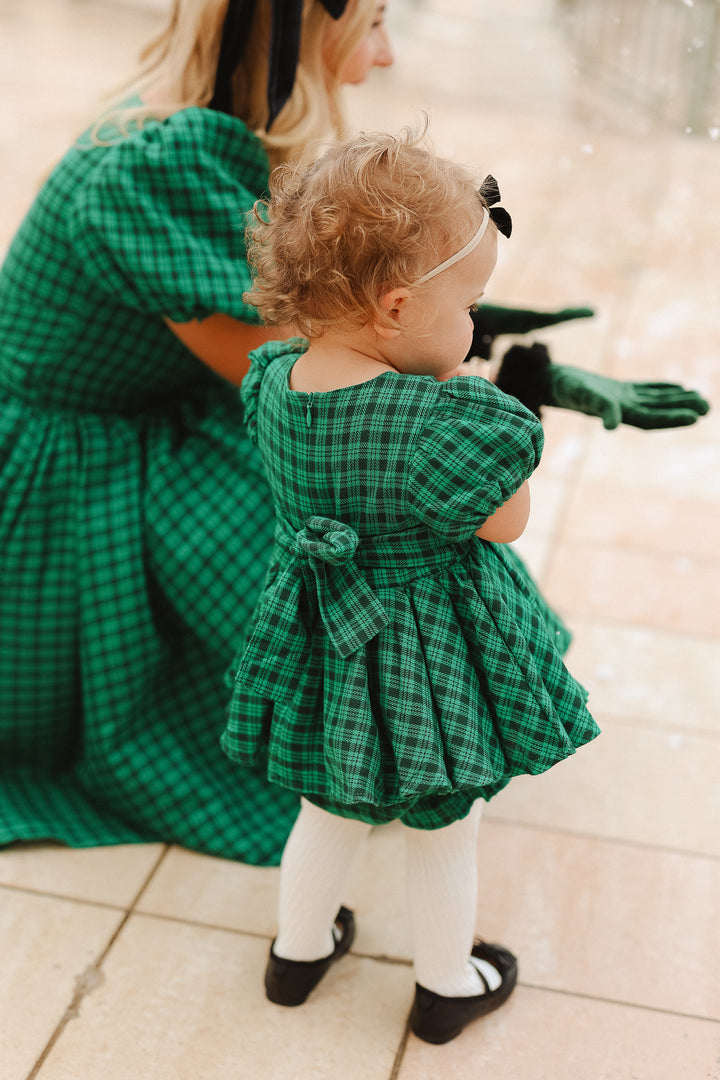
91 0 377 166
245 126 491 336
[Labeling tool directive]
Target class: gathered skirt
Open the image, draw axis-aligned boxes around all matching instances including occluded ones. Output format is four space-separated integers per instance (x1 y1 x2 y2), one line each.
223 536 599 829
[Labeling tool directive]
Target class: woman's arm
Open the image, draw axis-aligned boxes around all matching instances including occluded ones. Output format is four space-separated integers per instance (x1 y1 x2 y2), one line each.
475 481 530 543
166 314 288 385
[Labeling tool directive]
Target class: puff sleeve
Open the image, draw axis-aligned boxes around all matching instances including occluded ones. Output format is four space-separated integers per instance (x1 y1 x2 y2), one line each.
67 109 269 323
407 377 544 538
240 339 307 443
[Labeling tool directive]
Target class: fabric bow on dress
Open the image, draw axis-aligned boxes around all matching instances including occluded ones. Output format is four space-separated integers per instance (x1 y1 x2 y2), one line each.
285 517 389 657
234 517 389 703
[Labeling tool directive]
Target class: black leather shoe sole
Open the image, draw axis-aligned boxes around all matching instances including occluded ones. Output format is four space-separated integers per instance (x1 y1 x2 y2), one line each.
410 941 518 1045
265 906 356 1006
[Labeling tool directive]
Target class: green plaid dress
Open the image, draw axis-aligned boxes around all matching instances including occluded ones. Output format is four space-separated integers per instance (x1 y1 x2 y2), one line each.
222 341 599 828
0 108 299 862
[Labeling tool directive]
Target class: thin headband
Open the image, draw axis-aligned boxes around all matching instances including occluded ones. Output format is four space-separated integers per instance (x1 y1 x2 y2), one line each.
412 175 512 285
413 207 490 286
209 0 349 127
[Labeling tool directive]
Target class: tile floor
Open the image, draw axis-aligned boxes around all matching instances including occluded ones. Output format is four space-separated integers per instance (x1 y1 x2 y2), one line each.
1 1 718 1077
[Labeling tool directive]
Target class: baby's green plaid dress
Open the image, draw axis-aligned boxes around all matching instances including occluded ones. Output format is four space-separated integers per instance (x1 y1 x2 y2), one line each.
0 108 299 862
222 341 599 828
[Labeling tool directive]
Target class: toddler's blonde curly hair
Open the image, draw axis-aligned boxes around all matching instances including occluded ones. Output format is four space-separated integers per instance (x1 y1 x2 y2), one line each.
244 125 491 336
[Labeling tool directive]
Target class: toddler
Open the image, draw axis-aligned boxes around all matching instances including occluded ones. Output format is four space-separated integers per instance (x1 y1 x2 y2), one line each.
222 127 599 1044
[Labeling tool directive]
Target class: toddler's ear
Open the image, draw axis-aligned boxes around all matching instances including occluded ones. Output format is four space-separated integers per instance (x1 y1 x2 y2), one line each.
373 287 412 338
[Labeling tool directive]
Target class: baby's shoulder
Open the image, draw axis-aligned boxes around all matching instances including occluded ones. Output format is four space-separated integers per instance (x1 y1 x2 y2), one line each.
241 338 308 437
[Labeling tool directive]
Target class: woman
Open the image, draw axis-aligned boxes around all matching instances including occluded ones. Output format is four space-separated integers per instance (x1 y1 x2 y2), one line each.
0 0 391 864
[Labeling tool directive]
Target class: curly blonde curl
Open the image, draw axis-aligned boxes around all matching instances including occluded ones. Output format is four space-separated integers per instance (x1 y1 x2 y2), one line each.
244 124 491 336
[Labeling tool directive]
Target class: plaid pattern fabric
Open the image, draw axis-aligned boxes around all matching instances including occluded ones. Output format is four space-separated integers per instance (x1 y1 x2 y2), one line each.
223 343 599 829
0 109 300 863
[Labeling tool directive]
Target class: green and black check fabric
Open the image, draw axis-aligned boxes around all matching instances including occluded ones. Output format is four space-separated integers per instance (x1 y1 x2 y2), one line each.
0 108 299 863
223 341 599 829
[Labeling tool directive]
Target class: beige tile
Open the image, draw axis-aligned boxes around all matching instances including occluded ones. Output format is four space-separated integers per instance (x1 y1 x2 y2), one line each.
600 279 718 427
543 541 720 635
528 408 591 480
509 533 553 582
561 480 720 559
136 846 279 936
522 471 570 539
606 312 720 402
0 888 124 1080
136 827 415 962
0 843 165 907
398 986 720 1080
346 822 412 961
580 425 720 499
486 718 720 856
36 914 412 1080
564 617 720 734
473 824 719 1018
136 824 413 966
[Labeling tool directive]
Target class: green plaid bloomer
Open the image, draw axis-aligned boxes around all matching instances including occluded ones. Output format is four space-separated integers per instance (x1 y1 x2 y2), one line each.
222 341 600 829
0 108 299 863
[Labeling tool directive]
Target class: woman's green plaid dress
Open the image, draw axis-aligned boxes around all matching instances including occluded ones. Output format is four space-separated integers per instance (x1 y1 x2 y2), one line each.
0 109 299 862
222 341 600 828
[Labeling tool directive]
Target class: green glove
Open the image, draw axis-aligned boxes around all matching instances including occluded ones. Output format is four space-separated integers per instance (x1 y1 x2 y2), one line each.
468 304 594 361
474 303 594 337
547 364 710 430
495 344 710 430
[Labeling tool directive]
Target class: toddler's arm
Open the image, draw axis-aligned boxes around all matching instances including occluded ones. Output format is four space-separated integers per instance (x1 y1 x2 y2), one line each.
475 482 530 543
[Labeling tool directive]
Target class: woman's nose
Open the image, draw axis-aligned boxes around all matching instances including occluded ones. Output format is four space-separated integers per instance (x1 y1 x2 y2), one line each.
375 28 394 67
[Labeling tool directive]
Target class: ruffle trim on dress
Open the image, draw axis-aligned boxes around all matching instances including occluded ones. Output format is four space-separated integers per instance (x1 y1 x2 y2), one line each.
224 548 599 811
241 338 307 440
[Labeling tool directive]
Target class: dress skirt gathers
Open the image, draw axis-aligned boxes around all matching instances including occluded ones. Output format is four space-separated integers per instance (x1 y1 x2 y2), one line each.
0 108 299 862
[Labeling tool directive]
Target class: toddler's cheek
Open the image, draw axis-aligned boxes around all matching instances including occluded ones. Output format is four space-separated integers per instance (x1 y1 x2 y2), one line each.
436 365 464 382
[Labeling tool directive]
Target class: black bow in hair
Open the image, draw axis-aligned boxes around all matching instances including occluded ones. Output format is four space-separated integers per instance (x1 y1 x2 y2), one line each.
210 0 349 128
479 175 513 239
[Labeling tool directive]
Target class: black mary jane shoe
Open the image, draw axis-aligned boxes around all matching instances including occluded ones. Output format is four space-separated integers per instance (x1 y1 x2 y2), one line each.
264 906 356 1006
410 941 518 1045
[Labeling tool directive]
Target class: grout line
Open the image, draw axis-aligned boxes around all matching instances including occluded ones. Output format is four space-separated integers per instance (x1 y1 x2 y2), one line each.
0 844 172 915
15 900 718 1078
351 950 411 968
23 847 172 1080
124 844 172 911
482 815 720 863
120 908 277 941
387 1018 412 1080
110 908 415 966
24 912 133 1080
516 980 720 1026
0 882 128 911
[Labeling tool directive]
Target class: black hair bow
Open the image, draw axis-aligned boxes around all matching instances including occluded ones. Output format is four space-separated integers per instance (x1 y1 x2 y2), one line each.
479 175 512 238
210 0 349 128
